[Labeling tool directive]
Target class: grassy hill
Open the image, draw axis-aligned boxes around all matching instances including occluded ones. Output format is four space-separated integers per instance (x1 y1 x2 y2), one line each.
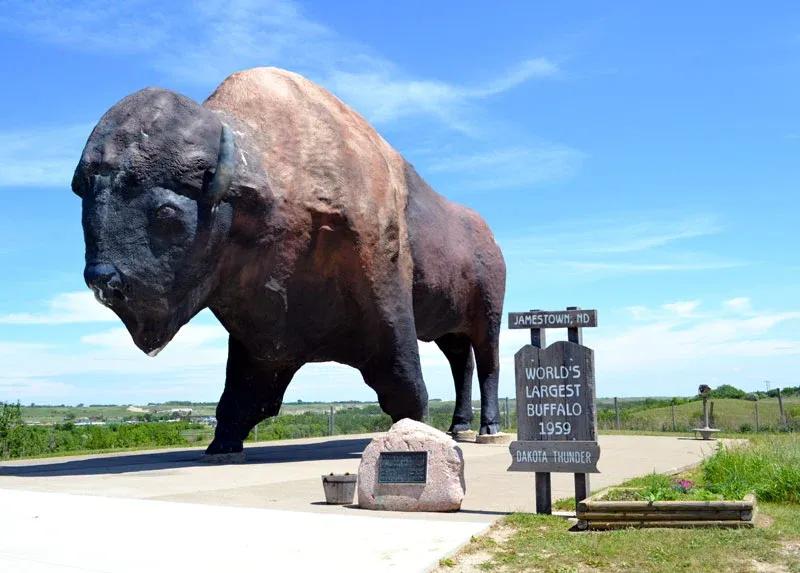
611 397 800 432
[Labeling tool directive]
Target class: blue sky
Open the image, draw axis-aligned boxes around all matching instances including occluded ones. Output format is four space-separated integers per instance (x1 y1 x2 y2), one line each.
0 1 798 405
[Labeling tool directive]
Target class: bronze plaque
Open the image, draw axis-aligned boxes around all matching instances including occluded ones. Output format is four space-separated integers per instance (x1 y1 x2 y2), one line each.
378 451 428 484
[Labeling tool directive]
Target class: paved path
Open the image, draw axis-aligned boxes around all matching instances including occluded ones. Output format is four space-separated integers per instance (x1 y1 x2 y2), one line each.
0 433 721 572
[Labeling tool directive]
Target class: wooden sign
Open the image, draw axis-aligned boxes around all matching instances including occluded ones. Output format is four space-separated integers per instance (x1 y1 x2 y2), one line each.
514 341 597 443
378 451 428 484
507 306 600 514
508 309 597 329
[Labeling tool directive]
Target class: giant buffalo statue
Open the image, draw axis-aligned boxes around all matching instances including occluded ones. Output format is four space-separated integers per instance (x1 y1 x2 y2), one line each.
73 68 506 456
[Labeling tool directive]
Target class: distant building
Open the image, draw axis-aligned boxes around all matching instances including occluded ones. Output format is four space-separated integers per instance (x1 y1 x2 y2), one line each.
167 408 192 418
73 417 105 426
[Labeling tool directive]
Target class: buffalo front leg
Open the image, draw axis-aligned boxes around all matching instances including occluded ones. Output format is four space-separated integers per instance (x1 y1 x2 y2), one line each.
206 337 298 456
360 324 428 423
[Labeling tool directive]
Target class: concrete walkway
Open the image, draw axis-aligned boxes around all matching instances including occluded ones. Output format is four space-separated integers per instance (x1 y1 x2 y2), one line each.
0 433 721 572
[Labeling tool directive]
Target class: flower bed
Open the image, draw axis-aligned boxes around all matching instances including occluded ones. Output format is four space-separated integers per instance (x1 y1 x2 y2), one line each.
576 488 755 530
576 473 755 530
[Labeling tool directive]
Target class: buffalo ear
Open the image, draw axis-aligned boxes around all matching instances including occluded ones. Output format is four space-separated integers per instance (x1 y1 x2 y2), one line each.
207 123 236 205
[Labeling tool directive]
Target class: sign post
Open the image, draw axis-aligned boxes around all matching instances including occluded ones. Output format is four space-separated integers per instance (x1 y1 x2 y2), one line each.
507 307 599 514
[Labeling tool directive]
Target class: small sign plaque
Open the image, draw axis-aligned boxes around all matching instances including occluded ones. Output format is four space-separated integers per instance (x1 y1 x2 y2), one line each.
508 309 597 329
378 451 428 484
508 441 600 473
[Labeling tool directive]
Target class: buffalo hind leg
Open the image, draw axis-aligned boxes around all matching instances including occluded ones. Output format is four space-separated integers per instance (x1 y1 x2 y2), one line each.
435 333 474 433
207 337 297 455
473 336 501 435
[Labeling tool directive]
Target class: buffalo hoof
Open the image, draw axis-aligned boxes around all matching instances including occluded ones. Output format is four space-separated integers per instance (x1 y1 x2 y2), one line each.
448 422 473 433
205 437 244 455
200 451 246 464
479 423 500 435
202 437 246 464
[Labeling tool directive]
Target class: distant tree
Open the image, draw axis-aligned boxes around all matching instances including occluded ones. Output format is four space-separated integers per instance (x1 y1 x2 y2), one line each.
710 384 746 399
0 402 24 458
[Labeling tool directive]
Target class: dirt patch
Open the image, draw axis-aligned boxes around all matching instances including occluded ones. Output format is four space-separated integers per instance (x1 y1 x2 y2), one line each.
755 513 774 528
431 524 516 573
486 523 515 545
750 560 789 573
782 541 800 556
748 540 800 573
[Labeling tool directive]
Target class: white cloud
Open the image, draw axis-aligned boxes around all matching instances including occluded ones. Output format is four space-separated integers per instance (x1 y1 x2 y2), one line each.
0 123 93 187
328 57 559 131
3 1 560 134
502 215 721 257
423 144 583 190
0 291 115 325
2 1 169 54
594 309 800 376
627 305 650 321
494 300 800 398
80 324 227 350
499 214 742 281
724 297 752 314
662 300 701 317
468 58 560 97
1 296 799 404
559 259 742 274
585 217 721 255
0 319 229 403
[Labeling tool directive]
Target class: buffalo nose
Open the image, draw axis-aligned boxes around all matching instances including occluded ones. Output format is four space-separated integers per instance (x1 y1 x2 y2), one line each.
84 263 126 304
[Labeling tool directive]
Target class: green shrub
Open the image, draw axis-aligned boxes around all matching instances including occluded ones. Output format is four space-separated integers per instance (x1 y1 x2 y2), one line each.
709 384 746 399
0 404 192 460
701 435 800 503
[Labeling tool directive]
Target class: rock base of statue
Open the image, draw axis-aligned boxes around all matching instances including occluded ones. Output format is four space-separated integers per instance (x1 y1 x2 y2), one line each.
358 419 465 512
475 432 513 445
451 429 477 442
199 451 246 464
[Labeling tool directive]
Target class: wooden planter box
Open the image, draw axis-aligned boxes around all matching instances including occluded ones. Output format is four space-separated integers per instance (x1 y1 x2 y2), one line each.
576 489 756 530
321 473 357 505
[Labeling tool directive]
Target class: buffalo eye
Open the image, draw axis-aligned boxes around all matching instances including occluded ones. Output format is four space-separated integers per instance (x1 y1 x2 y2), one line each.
151 203 185 235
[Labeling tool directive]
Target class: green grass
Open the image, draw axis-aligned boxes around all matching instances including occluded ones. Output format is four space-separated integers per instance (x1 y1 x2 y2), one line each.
701 435 800 503
18 403 219 424
615 397 800 433
449 434 800 573
451 503 800 573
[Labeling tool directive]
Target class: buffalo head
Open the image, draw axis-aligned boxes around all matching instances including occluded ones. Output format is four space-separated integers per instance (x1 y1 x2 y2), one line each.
72 88 236 355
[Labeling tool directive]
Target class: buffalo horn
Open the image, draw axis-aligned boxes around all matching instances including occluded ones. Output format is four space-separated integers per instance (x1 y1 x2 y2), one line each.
208 123 236 205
